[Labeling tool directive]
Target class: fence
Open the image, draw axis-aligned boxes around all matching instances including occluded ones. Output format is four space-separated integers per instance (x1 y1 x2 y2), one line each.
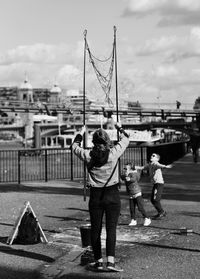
0 141 188 184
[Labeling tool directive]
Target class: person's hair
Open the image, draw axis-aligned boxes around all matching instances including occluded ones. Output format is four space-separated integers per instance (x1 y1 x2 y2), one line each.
92 128 111 147
151 153 160 160
88 129 111 170
125 162 135 170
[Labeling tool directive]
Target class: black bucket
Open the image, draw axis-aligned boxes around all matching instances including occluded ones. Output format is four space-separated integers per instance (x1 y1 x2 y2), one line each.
80 224 91 248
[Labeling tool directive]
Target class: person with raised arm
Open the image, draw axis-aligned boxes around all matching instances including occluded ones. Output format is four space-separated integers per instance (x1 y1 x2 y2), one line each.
71 123 129 272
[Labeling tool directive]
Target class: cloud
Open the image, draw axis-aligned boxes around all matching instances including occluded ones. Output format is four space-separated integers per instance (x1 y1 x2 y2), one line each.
135 27 200 62
0 62 60 87
123 0 200 26
56 65 82 88
123 0 163 16
0 42 85 88
154 65 179 77
0 43 83 65
0 41 114 92
0 36 200 105
120 62 200 104
0 63 25 84
136 35 178 55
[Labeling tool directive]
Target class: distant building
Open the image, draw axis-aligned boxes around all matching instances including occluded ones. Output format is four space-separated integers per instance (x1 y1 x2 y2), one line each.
127 101 141 110
62 89 92 123
18 78 34 103
0 86 18 104
33 88 50 103
49 84 62 103
65 89 91 109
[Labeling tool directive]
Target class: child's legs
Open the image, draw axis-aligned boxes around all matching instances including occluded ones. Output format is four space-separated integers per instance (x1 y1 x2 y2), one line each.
129 197 136 219
136 196 149 218
151 183 164 214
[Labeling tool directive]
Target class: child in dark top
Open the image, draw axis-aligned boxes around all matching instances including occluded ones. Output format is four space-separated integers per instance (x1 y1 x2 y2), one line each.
121 162 151 226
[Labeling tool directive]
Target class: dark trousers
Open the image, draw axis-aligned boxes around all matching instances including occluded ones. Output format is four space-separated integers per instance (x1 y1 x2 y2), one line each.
151 183 164 214
89 185 121 261
129 196 148 219
192 147 199 163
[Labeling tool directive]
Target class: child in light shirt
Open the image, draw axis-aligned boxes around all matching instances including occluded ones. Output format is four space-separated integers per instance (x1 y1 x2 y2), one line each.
137 153 172 219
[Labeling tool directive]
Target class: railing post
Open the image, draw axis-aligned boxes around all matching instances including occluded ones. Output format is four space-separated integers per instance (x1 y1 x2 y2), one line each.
141 147 144 166
18 150 21 184
45 149 48 182
70 147 73 181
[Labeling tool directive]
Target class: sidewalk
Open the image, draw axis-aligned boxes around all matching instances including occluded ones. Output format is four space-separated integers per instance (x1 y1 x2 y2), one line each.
0 153 199 279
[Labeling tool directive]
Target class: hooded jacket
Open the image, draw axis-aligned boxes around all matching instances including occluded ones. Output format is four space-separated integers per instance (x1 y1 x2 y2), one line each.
72 134 129 188
121 169 142 196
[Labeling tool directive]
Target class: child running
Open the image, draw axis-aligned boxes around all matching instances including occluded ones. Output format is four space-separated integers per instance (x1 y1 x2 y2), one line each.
121 162 151 226
137 153 172 220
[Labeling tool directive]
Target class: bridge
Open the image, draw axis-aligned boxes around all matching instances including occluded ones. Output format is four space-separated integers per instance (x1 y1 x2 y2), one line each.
0 101 200 148
0 100 199 118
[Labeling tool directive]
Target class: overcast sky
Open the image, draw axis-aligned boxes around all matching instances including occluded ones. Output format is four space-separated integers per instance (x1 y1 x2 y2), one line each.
0 0 200 107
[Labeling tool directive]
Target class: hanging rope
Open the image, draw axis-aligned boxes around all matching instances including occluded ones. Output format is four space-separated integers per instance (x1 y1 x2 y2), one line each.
85 35 115 106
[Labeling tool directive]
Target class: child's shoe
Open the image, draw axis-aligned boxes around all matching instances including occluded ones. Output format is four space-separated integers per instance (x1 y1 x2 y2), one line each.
106 262 123 272
129 219 137 226
143 218 151 226
153 211 167 220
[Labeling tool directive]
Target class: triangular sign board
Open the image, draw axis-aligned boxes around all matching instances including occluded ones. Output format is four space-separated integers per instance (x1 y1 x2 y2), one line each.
7 201 48 245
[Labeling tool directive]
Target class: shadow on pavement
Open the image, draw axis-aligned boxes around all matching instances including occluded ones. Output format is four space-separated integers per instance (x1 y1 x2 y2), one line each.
0 184 89 197
121 185 200 202
178 211 200 217
0 245 55 263
126 241 200 253
0 222 13 227
161 187 200 202
66 207 89 212
0 266 40 279
44 215 87 222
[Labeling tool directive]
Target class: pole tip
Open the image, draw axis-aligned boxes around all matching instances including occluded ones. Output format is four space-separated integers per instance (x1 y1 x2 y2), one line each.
83 30 87 37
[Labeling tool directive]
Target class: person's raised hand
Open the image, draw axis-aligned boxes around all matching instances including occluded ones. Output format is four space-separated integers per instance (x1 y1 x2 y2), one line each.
115 122 122 130
80 125 86 136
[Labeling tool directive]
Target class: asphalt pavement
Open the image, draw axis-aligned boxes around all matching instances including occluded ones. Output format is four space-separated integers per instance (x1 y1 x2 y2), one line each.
0 152 199 279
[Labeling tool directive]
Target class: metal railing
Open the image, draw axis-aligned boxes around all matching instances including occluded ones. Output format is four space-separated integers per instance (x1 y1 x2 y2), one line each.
0 141 188 184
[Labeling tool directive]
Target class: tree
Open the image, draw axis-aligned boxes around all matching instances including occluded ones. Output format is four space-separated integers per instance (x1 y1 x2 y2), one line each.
193 97 200 109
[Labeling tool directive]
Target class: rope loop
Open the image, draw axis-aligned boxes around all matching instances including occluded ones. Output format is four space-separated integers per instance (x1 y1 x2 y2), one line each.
84 30 115 106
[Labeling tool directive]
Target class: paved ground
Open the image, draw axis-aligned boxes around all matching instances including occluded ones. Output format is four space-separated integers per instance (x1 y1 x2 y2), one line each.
0 152 199 279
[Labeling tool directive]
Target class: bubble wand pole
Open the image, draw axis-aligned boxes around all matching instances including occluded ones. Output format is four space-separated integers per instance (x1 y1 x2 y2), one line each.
83 30 87 201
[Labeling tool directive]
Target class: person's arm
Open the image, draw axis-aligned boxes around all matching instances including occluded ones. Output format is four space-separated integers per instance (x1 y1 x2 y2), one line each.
156 162 173 169
135 166 144 170
112 123 130 157
115 123 129 138
135 164 148 171
72 126 86 146
71 126 89 162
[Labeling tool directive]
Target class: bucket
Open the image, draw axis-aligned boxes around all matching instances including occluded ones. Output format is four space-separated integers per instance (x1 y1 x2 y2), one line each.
80 224 91 248
80 249 94 266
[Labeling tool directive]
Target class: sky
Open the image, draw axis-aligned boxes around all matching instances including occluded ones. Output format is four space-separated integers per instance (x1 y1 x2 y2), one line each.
1 0 200 107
